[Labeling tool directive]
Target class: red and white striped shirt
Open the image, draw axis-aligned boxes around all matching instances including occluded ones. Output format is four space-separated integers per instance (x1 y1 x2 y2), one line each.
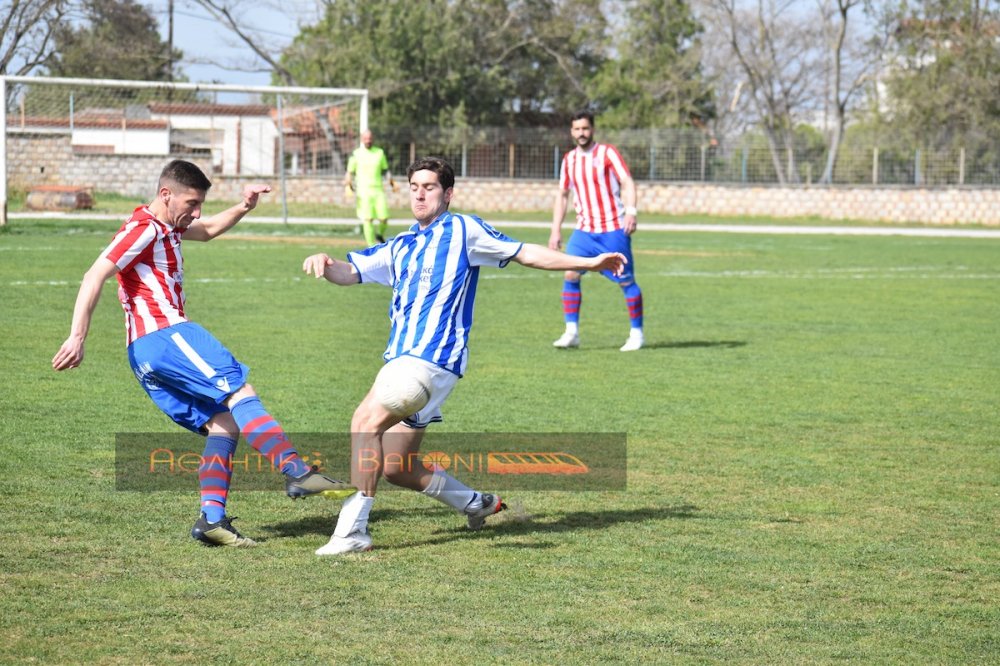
560 143 632 233
102 206 188 345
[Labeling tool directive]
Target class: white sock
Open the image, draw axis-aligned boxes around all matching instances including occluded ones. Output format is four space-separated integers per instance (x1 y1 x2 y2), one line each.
629 328 643 339
422 471 476 512
565 322 579 336
333 492 374 538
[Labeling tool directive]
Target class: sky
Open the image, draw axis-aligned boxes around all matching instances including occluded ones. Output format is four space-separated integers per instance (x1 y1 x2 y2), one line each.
150 0 321 88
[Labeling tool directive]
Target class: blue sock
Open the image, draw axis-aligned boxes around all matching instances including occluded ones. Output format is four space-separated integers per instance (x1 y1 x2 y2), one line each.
621 282 643 329
562 280 581 324
230 397 309 477
199 434 236 523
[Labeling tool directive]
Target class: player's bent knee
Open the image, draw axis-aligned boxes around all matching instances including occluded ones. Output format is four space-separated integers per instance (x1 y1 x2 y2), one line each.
226 383 257 407
350 400 397 434
204 412 239 437
382 465 417 487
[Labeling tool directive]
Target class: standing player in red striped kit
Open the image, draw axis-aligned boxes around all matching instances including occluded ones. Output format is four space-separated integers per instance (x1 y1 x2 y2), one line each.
52 160 352 547
549 110 644 352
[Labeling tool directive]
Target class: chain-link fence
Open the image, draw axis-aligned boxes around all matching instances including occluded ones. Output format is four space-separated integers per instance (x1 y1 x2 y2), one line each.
376 127 1000 187
5 75 999 225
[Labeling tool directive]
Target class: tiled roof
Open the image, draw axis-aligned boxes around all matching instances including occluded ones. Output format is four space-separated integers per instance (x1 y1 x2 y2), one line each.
148 103 273 116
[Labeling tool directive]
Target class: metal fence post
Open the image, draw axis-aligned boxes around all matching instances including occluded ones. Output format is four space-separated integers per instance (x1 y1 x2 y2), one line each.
741 145 748 183
915 149 921 185
0 76 6 227
277 94 288 225
553 146 560 179
959 147 965 185
872 147 879 185
700 145 707 182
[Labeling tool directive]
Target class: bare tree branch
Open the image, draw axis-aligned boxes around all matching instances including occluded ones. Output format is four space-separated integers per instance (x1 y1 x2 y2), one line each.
0 0 69 76
189 0 297 85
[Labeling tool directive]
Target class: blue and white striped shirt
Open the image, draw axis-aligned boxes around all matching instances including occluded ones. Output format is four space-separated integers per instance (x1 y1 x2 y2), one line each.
347 211 523 376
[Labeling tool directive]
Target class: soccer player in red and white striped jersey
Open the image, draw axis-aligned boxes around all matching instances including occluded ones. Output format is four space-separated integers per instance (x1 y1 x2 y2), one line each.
102 204 188 344
52 160 351 546
550 110 645 352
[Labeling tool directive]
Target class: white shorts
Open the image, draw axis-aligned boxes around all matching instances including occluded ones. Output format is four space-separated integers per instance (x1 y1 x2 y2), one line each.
385 355 459 428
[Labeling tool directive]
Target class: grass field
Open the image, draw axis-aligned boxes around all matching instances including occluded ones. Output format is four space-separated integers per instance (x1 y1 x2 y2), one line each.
1 217 997 663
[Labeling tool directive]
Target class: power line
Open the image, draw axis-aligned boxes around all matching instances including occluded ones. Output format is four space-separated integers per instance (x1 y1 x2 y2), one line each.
148 7 298 40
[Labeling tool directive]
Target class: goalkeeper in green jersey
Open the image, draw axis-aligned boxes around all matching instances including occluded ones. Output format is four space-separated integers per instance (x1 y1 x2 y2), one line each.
344 130 398 244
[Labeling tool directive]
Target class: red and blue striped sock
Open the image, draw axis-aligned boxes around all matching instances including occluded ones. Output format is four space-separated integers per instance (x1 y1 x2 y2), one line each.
230 397 309 478
199 434 236 523
622 282 643 328
562 280 582 324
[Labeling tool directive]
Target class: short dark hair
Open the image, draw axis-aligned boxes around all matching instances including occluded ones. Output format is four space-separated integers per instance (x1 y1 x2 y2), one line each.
571 110 595 127
407 156 455 191
159 159 212 192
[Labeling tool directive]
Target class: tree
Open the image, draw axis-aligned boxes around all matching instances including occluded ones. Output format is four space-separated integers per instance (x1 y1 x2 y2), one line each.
278 0 609 128
0 0 68 76
698 0 826 183
879 0 1000 149
495 0 609 121
591 0 715 128
188 0 297 85
816 0 886 183
43 0 182 82
280 0 482 128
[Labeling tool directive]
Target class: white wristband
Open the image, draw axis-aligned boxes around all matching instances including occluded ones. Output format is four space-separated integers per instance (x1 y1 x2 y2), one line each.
625 206 637 216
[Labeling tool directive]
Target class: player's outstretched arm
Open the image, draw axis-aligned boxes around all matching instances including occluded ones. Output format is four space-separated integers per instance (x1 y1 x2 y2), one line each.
302 253 361 285
185 184 272 242
52 257 119 371
512 243 627 277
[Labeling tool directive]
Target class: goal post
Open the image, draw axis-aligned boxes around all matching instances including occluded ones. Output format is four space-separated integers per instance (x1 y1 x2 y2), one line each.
1 75 369 225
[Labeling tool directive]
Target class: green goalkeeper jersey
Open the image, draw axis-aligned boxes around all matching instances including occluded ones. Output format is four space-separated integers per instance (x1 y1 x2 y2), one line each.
347 145 389 195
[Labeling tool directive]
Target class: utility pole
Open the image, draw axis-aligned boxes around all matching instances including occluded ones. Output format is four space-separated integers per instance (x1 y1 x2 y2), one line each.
168 0 174 84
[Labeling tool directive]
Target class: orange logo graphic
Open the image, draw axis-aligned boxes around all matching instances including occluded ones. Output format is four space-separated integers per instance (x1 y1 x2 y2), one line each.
486 452 589 475
421 450 451 471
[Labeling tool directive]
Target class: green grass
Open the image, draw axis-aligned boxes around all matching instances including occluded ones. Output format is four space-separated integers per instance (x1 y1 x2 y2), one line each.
10 188 999 228
1 218 998 663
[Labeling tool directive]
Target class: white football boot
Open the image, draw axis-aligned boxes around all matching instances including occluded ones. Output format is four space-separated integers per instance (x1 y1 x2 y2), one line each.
552 331 580 348
620 329 644 352
465 493 507 531
315 530 373 555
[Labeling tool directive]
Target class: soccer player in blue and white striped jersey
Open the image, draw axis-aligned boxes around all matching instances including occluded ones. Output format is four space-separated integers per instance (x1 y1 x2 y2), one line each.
303 156 626 555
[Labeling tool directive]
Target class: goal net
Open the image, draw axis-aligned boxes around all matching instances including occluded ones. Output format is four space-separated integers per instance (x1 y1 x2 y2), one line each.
1 76 368 224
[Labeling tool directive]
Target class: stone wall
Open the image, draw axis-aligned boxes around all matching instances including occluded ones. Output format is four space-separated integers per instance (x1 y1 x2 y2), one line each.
8 134 1000 225
452 179 1000 226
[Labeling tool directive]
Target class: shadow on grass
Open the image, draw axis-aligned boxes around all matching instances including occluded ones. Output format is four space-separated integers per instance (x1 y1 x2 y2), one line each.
650 340 747 350
262 509 411 538
577 340 747 351
263 504 699 550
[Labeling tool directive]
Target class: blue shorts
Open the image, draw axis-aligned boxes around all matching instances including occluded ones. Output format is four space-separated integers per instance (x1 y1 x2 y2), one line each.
565 229 635 283
127 322 249 433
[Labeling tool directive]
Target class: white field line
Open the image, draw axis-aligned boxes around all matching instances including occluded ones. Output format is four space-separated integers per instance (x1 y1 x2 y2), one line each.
8 212 1000 238
9 268 1000 288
